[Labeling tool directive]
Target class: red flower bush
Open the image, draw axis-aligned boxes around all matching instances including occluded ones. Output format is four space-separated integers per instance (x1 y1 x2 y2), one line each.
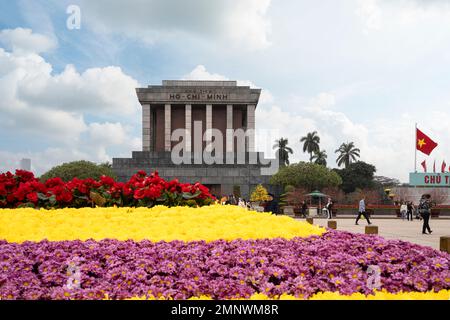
0 170 215 209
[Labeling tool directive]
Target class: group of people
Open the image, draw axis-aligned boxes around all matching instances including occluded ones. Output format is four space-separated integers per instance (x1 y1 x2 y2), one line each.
297 198 334 218
219 195 251 209
219 192 434 235
356 196 433 235
218 193 280 213
399 201 416 221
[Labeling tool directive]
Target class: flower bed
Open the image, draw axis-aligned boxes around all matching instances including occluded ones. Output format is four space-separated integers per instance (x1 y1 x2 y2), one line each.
1 233 449 300
0 170 214 209
0 206 449 300
0 205 325 243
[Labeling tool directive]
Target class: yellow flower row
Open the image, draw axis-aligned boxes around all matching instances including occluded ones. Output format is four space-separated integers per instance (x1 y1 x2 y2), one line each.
126 289 450 300
0 205 325 243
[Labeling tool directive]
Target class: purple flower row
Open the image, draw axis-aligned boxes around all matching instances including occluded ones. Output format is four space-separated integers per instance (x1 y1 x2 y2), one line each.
0 230 449 300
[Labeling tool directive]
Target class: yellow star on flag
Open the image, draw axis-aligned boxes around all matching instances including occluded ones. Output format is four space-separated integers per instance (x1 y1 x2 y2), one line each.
417 138 426 149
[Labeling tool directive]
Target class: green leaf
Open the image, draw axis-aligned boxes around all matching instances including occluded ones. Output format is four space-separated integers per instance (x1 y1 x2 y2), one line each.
49 194 57 206
17 202 35 208
182 190 201 199
37 193 48 201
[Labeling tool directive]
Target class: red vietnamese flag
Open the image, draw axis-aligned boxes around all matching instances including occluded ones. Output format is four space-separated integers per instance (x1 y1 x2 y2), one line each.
416 128 438 155
442 160 447 173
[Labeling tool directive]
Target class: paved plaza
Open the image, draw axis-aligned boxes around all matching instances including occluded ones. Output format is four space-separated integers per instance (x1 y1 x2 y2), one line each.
304 217 450 250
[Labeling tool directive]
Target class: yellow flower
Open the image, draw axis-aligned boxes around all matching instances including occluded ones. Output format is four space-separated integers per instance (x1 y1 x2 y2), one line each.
0 205 325 243
119 290 450 300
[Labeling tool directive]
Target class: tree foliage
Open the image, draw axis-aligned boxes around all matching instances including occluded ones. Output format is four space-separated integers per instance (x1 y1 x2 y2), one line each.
270 162 342 191
312 150 327 166
300 131 320 162
273 137 293 166
334 161 376 193
335 142 360 168
40 160 117 182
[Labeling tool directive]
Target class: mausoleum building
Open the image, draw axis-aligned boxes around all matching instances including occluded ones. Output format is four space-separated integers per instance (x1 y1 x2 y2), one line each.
112 80 276 198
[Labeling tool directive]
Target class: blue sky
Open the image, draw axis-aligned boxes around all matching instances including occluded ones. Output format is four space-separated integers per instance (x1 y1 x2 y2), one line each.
1 0 450 181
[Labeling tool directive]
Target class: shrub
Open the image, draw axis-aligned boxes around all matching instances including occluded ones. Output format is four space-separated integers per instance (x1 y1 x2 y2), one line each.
40 160 116 182
250 184 271 202
270 162 342 190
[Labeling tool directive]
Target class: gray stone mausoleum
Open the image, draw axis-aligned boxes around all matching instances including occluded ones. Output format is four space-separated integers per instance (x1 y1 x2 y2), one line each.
112 80 276 198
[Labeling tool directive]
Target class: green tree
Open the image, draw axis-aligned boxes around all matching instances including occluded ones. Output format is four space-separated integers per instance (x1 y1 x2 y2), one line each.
40 160 117 182
311 150 327 166
334 161 376 193
273 137 293 166
270 162 342 191
300 131 320 162
335 142 360 168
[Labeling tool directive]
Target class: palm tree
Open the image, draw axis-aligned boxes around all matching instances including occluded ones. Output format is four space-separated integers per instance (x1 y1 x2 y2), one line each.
312 150 327 166
300 131 320 162
273 138 293 166
335 142 361 168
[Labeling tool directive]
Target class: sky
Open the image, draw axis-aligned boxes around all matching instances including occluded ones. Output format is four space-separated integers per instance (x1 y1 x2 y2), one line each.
1 0 450 182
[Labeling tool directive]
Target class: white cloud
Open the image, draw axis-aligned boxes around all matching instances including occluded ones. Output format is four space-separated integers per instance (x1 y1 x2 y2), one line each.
0 28 57 53
257 89 450 183
17 64 141 116
183 65 274 105
0 28 142 175
182 65 228 81
88 122 127 146
356 0 382 32
79 0 272 50
356 0 450 32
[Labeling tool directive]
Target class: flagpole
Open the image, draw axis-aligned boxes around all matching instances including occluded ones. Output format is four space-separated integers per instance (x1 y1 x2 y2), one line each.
414 123 417 173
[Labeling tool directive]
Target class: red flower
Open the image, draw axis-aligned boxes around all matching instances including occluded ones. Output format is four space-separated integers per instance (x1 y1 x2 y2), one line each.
14 170 35 182
6 194 15 203
26 192 38 204
58 190 73 203
100 175 115 187
45 177 64 188
133 188 146 200
0 183 6 196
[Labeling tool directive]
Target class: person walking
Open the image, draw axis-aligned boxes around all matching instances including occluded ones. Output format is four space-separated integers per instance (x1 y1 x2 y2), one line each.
406 201 414 221
355 196 372 225
400 202 407 221
300 200 308 218
419 197 433 235
326 198 333 219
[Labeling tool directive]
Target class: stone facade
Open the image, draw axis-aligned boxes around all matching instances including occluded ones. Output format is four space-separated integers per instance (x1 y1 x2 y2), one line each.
113 151 275 198
112 80 276 199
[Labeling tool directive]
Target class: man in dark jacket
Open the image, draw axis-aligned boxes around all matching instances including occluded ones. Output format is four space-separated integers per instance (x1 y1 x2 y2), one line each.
406 201 414 221
264 193 279 215
419 198 433 234
300 200 308 218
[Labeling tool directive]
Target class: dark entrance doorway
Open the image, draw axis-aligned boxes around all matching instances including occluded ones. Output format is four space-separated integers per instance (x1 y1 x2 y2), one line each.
204 184 221 198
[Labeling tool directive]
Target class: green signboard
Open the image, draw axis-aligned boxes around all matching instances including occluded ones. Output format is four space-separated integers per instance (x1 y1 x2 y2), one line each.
409 172 450 186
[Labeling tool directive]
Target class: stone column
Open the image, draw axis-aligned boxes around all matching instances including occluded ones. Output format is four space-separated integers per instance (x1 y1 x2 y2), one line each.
185 104 192 152
226 104 233 153
206 104 212 146
246 104 256 152
164 104 171 152
142 104 151 151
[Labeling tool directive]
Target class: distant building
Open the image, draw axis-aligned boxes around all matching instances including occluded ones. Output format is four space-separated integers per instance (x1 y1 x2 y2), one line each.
401 172 450 205
20 158 31 171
